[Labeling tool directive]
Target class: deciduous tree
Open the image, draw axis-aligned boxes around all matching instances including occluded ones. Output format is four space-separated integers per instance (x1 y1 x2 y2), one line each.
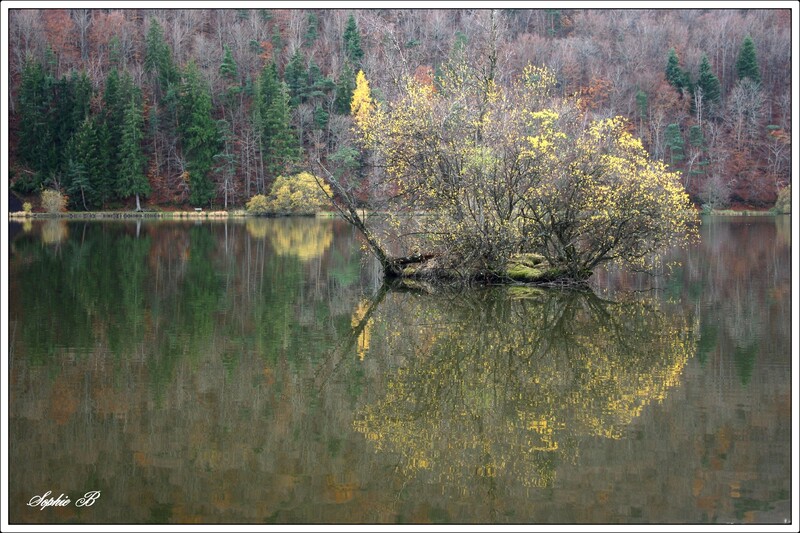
334 62 696 282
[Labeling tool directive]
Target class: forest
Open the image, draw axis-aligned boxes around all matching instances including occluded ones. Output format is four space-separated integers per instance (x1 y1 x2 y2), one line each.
6 8 793 211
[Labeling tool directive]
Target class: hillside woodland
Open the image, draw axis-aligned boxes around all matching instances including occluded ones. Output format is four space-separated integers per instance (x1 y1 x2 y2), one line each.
6 8 792 210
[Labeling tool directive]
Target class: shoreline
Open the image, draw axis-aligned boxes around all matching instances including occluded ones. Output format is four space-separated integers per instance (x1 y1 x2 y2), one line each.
8 210 344 220
8 209 785 220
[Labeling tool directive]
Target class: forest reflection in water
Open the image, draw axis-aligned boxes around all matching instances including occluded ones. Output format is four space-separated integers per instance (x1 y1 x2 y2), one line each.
7 216 792 524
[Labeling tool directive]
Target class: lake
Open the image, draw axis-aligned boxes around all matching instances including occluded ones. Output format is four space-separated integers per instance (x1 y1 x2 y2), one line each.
6 215 793 525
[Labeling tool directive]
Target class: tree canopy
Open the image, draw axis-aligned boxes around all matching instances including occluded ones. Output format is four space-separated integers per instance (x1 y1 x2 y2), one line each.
331 60 697 283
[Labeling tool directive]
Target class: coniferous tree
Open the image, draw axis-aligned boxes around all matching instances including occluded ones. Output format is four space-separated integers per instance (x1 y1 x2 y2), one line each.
665 123 685 166
103 69 136 196
271 25 283 58
145 17 177 95
313 105 329 130
307 60 330 92
71 71 92 125
179 61 219 206
53 76 78 176
304 12 319 48
665 48 691 95
696 54 721 107
284 50 307 107
93 119 114 206
66 158 91 210
117 96 150 211
333 62 356 114
219 45 238 82
688 124 708 178
253 62 299 181
665 48 681 88
65 117 107 210
16 58 55 190
343 14 364 65
219 45 241 114
735 35 760 84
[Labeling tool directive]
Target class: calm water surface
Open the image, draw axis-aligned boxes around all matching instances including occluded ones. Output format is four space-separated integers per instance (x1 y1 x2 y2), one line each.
7 216 792 524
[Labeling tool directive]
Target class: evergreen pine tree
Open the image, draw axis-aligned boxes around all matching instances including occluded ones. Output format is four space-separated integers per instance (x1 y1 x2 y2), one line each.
66 158 91 211
271 26 283 58
313 105 329 130
65 117 106 210
735 35 760 84
284 50 308 107
16 58 55 190
665 48 691 95
219 45 238 81
93 119 114 206
145 17 177 95
665 123 685 166
117 96 150 211
179 61 219 207
71 71 92 125
103 69 137 195
333 63 356 115
306 60 334 104
304 12 319 48
219 45 241 110
688 125 705 148
254 62 299 180
54 75 78 176
696 55 721 105
697 54 721 104
270 90 299 176
694 54 721 120
343 14 364 65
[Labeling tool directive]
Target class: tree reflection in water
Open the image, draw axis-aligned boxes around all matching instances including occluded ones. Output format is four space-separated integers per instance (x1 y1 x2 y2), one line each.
352 286 697 493
246 217 333 261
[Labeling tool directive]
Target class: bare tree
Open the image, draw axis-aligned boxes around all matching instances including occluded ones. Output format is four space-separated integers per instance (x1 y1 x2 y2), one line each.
71 9 92 65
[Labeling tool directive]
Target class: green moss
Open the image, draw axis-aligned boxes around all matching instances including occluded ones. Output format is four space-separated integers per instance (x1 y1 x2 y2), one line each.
511 253 545 268
505 262 565 283
504 253 565 283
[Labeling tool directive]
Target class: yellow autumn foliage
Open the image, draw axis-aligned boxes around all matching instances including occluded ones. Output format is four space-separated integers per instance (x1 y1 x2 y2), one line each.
267 171 333 215
350 62 697 280
354 289 696 490
264 218 333 261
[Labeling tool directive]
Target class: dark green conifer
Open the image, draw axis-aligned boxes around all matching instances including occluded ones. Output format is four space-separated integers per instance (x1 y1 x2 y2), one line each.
735 36 760 84
343 14 364 65
179 61 219 207
117 96 150 211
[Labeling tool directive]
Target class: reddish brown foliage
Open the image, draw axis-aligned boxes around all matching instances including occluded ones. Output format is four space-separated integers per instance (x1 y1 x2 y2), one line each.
42 10 78 67
413 65 435 90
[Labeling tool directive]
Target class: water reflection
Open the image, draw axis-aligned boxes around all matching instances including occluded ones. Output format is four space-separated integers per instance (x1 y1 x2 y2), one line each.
6 217 792 524
41 219 68 245
246 217 334 261
353 288 696 492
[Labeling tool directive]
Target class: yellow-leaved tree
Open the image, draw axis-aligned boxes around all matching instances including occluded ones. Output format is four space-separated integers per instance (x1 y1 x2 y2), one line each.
246 171 333 215
321 55 697 284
